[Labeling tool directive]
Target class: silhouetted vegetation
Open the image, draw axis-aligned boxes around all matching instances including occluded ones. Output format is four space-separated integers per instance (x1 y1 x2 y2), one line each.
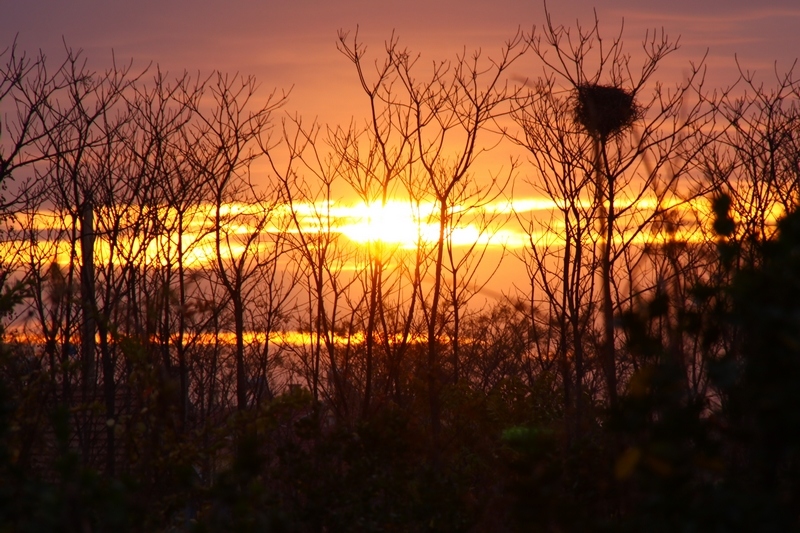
1 11 799 531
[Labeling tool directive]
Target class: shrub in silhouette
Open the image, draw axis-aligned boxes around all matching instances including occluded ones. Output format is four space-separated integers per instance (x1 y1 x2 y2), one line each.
609 195 800 532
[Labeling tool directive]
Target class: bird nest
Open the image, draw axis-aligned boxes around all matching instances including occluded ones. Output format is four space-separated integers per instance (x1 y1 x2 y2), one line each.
574 84 638 139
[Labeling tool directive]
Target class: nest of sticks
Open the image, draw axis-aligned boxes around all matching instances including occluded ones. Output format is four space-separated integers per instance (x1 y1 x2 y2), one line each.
574 84 638 139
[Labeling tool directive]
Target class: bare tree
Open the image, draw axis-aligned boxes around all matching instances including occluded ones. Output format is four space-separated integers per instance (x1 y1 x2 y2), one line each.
185 73 287 411
512 11 714 410
509 77 602 432
329 31 530 453
701 63 800 252
265 115 362 418
30 48 141 470
0 41 61 208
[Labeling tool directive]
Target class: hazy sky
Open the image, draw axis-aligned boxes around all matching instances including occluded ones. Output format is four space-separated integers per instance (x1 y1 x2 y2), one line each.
3 1 798 295
4 0 799 124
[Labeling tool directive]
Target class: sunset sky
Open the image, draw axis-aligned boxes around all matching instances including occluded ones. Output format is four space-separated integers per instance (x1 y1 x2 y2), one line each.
4 0 799 126
3 0 799 286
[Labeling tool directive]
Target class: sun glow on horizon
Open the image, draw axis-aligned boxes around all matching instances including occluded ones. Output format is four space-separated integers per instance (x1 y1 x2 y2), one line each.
330 200 435 248
0 195 754 273
290 199 517 249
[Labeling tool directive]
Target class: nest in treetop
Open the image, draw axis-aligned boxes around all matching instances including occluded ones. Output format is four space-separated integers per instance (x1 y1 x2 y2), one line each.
574 84 638 140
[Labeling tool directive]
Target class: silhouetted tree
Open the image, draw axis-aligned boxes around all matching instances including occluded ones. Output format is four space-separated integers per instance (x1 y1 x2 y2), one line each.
511 11 714 415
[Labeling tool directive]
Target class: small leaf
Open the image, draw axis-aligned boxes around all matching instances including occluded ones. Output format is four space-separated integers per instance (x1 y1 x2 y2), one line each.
615 447 641 479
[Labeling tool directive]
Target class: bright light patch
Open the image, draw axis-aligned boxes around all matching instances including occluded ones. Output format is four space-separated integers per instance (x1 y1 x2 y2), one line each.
336 200 436 248
1 195 735 272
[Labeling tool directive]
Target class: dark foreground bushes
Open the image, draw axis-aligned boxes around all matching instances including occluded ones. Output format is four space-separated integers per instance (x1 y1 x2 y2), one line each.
3 202 800 532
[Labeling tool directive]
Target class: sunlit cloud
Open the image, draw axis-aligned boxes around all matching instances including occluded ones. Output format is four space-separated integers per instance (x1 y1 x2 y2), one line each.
615 7 800 25
1 192 780 274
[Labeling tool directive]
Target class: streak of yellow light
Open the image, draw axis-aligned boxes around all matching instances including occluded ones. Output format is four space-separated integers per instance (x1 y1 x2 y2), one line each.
334 200 437 248
1 195 781 271
3 328 420 351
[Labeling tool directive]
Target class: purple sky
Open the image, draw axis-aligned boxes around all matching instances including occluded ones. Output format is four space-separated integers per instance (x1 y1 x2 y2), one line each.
4 0 799 124
3 1 798 294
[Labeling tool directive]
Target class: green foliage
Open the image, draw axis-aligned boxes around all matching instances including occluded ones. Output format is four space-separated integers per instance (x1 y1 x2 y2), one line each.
606 196 800 532
0 388 143 533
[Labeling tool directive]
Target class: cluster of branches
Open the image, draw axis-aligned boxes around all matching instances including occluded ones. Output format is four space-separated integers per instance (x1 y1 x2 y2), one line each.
0 43 294 480
1 13 800 530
